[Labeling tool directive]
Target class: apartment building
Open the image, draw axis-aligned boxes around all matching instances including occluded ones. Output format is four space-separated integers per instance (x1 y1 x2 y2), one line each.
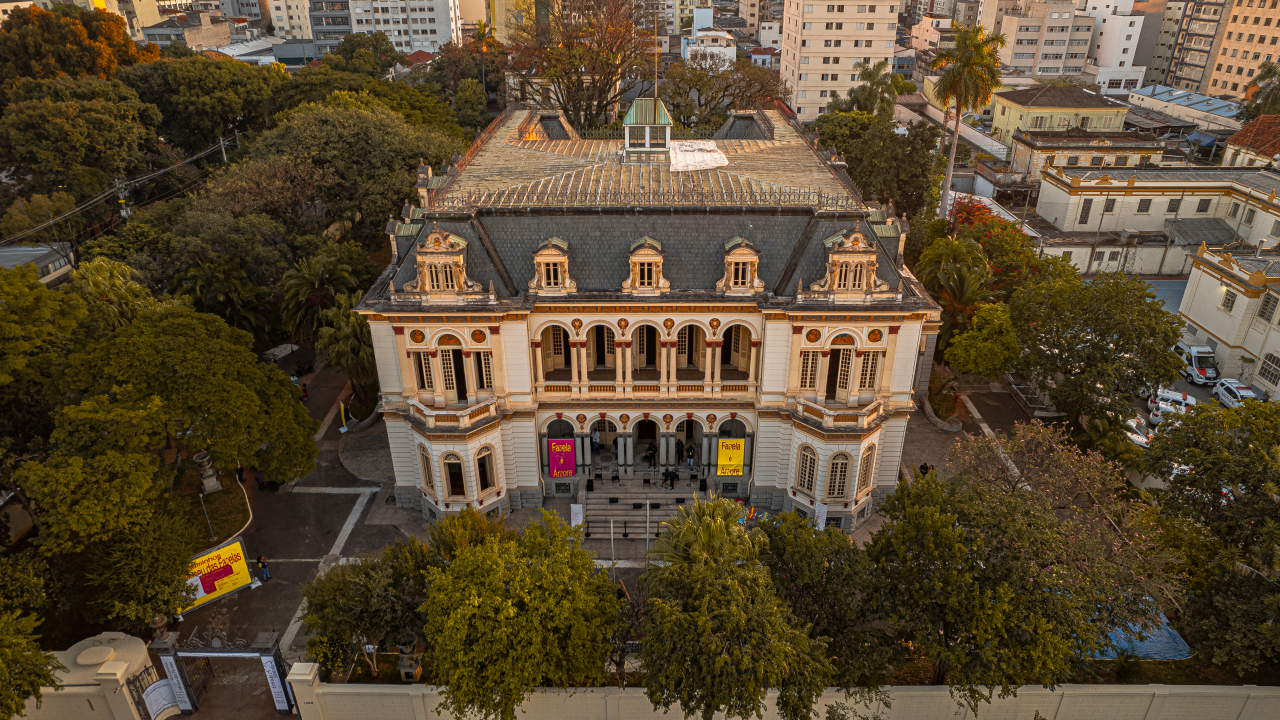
739 0 763 31
953 0 979 27
978 0 1022 33
269 0 313 37
1166 0 1228 92
310 0 350 51
1140 0 1186 85
314 0 459 54
1206 0 1280 98
142 10 233 48
910 12 955 51
990 84 1130 145
779 1 901 118
759 19 782 45
218 0 259 22
1079 0 1160 94
997 2 1096 78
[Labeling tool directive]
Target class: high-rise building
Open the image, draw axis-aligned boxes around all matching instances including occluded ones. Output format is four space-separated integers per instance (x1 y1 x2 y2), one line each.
1166 0 1228 92
1139 0 1187 86
779 1 901 118
1205 0 1280 99
268 0 313 38
977 0 1022 33
312 0 460 55
116 0 162 38
1078 0 1160 94
996 1 1096 78
739 0 763 32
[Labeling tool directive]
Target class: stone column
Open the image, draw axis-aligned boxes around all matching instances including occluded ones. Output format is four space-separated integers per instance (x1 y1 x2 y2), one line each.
583 431 592 471
531 341 544 387
487 341 505 397
581 343 591 386
575 433 586 476
744 433 755 476
712 341 723 395
95 661 144 720
748 340 760 385
430 351 446 408
658 341 669 391
703 341 714 396
815 350 831 404
658 431 668 467
667 435 677 472
787 325 804 397
287 664 322 720
701 434 711 477
705 433 719 478
880 327 900 395
569 341 580 395
624 433 635 478
462 351 478 405
623 342 633 396
614 346 623 386
540 432 549 477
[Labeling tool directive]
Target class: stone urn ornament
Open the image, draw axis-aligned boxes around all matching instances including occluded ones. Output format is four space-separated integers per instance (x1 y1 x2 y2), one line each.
193 451 222 494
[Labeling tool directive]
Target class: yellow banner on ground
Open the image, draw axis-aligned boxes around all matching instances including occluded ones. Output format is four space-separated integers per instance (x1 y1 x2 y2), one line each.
184 538 254 612
717 439 745 476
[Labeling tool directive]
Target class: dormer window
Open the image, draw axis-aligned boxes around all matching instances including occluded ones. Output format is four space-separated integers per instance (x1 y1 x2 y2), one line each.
716 237 764 294
428 263 455 291
804 228 887 302
834 262 864 290
623 98 673 163
400 224 483 303
622 237 670 294
528 237 576 295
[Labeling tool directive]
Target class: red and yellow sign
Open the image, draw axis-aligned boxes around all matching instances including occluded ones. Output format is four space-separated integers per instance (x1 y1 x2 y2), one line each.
717 439 745 476
184 538 254 612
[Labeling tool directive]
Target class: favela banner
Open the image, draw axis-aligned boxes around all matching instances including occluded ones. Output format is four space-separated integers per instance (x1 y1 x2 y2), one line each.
717 439 745 476
548 438 576 478
184 537 254 612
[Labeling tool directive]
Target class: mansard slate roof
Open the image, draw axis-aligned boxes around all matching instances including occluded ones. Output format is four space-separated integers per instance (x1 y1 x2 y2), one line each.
364 103 939 314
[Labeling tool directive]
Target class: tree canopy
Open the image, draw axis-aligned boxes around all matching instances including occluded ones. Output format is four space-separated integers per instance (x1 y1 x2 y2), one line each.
0 6 158 89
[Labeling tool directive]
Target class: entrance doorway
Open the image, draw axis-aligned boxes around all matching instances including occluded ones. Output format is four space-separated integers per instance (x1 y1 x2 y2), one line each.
674 420 702 472
154 627 294 715
634 419 659 470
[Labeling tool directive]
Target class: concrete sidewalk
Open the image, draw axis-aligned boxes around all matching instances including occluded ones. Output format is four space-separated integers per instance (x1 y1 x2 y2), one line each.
338 418 395 483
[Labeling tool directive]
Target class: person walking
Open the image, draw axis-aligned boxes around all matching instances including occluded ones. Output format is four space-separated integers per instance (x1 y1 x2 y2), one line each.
675 439 685 468
918 463 929 477
686 443 696 471
591 428 600 455
256 556 271 581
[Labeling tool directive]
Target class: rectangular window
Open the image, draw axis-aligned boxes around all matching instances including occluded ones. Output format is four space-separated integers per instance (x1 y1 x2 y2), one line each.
636 262 655 287
1032 116 1046 128
1229 202 1241 218
1094 251 1105 262
1258 293 1278 322
858 351 882 389
415 351 434 391
1168 198 1182 214
605 328 615 355
827 457 848 497
1104 198 1116 213
797 451 816 493
1067 156 1079 166
1091 156 1104 166
731 262 752 287
543 262 561 287
1271 219 1280 236
1137 198 1152 213
1222 289 1239 313
1115 156 1129 166
477 352 493 390
800 351 820 390
1109 251 1121 261
1079 198 1093 224
440 349 456 391
1245 208 1257 224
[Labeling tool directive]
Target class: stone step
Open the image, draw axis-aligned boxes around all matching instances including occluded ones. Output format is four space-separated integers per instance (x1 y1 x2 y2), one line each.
580 518 668 540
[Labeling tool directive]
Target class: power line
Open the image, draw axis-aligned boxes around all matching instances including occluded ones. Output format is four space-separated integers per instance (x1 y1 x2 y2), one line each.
0 135 237 247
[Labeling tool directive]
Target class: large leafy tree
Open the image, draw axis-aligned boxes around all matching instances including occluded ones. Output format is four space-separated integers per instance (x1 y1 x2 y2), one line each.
248 104 460 239
931 23 1006 219
660 53 792 130
117 56 287 152
642 499 831 720
1147 401 1280 675
84 509 200 631
452 78 489 130
760 513 896 699
1009 271 1182 422
322 31 406 76
829 59 898 116
508 0 650 129
65 258 155 329
62 304 319 481
200 157 337 232
813 111 942 217
425 511 621 720
0 611 65 720
944 302 1020 377
175 255 272 343
0 6 157 87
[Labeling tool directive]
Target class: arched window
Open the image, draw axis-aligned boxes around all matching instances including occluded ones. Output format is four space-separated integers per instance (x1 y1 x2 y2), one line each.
476 447 495 493
856 445 876 497
442 452 466 497
419 446 436 501
1260 352 1280 387
827 453 850 498
797 446 817 494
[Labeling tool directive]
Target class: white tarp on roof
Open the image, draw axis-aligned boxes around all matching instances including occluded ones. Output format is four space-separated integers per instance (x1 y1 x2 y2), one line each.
670 140 728 172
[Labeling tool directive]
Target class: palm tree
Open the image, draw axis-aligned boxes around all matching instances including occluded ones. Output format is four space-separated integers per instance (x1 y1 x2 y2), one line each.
67 257 153 328
1248 60 1280 116
643 497 767 583
932 261 996 352
281 254 356 344
851 59 898 115
914 234 986 294
316 291 376 398
176 256 271 342
932 23 1007 219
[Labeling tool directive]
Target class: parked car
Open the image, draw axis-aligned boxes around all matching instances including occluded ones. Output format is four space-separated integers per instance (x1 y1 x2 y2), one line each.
1147 387 1197 424
1176 342 1219 385
1212 379 1258 408
1123 415 1153 448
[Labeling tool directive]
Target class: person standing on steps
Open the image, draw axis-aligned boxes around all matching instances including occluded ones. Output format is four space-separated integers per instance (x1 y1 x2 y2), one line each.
257 556 271 581
686 443 696 471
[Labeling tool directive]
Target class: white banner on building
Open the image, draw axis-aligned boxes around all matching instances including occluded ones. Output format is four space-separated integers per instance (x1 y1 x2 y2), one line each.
158 655 193 712
570 503 584 527
814 503 828 529
260 656 290 712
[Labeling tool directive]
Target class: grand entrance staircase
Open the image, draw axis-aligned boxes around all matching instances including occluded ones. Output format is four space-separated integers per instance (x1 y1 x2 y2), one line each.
581 470 709 541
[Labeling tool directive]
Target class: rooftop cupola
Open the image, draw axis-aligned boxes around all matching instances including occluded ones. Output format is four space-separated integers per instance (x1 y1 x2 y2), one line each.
623 98 673 163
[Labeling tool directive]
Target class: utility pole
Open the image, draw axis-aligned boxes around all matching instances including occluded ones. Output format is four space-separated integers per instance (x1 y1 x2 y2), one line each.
219 135 227 163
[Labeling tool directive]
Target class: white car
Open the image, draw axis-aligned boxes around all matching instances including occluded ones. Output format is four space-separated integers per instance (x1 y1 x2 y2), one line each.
1123 415 1153 448
1212 379 1258 408
1147 388 1197 425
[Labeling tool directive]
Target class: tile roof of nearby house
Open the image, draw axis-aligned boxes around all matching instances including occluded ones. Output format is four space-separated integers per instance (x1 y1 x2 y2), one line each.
1012 127 1165 149
406 50 435 65
0 243 69 269
1226 115 1280 158
749 47 781 55
996 84 1127 110
1129 85 1241 119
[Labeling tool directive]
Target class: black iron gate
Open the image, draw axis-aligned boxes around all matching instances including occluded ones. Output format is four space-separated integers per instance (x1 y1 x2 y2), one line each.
125 664 160 719
182 656 214 707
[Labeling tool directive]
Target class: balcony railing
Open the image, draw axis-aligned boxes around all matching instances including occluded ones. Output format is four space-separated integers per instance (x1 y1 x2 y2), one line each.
795 398 884 430
407 397 498 429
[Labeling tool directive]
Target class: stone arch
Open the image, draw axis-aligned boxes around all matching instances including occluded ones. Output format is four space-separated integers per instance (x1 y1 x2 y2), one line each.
822 328 864 349
435 332 464 349
717 417 750 437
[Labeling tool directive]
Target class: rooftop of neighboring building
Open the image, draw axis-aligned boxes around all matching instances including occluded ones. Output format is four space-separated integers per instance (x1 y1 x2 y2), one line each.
1123 105 1199 133
1129 85 1242 119
1226 115 1280 157
996 84 1128 110
405 49 436 66
0 243 69 269
1012 126 1167 149
1044 165 1280 195
749 46 781 55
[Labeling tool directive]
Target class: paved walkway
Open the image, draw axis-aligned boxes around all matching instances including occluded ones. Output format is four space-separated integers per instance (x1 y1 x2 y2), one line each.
339 418 395 483
923 104 1009 158
900 403 966 478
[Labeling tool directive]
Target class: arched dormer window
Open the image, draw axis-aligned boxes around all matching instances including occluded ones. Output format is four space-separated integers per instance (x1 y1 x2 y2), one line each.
401 224 482 302
834 262 865 290
716 237 765 294
528 237 576 295
805 228 884 302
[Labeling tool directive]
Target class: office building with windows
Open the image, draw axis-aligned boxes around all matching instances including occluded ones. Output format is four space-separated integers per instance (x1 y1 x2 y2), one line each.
359 99 941 532
779 1 900 117
1166 0 1229 92
997 1 1097 78
309 0 458 53
1205 0 1280 98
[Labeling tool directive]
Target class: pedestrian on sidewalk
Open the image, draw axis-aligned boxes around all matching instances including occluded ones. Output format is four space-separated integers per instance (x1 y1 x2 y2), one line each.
256 556 271 581
301 383 309 401
236 464 246 483
675 439 685 466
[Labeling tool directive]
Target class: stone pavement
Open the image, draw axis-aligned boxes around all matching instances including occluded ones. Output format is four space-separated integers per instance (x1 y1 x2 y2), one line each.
338 418 395 483
899 403 966 478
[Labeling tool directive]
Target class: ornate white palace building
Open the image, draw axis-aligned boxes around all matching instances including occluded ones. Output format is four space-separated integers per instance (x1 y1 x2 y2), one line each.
359 100 941 531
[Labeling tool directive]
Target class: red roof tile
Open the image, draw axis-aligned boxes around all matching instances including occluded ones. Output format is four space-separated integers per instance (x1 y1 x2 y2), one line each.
1227 115 1280 158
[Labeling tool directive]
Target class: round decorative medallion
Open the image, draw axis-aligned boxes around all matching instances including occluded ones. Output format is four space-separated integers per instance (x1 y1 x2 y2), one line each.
571 318 583 334
709 318 721 331
619 413 630 425
470 329 487 343
409 329 426 344
617 318 629 331
662 413 674 425
576 413 587 424
868 329 884 343
805 329 822 344
663 318 675 332
706 414 717 424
